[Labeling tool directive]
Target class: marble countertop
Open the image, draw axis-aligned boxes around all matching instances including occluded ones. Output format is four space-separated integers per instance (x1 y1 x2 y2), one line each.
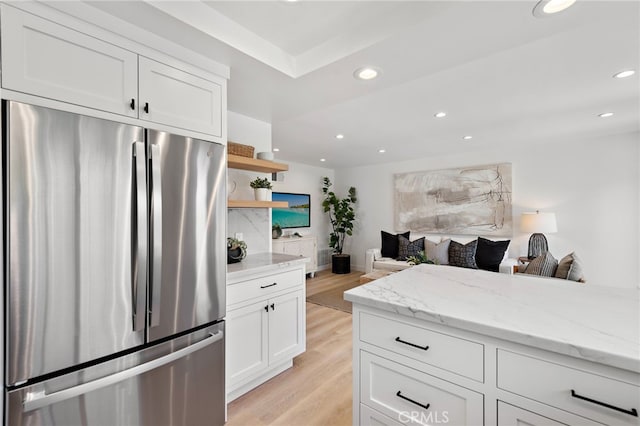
344 264 640 373
227 252 307 282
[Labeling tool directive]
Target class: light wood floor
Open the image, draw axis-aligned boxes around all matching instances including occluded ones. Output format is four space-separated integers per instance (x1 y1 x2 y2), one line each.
226 269 363 426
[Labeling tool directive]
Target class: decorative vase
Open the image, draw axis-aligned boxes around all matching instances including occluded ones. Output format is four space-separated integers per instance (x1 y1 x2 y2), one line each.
227 247 245 264
254 188 271 201
332 254 351 274
272 227 283 239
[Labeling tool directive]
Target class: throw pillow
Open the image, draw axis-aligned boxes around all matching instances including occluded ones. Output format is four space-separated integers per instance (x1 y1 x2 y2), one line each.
475 237 510 272
425 238 450 265
448 239 478 269
555 252 586 283
524 252 558 277
380 230 410 258
397 235 425 261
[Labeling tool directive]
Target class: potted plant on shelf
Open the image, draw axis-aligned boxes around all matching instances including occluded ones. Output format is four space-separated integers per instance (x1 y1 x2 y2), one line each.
227 237 247 264
272 223 283 239
250 177 273 201
321 176 357 274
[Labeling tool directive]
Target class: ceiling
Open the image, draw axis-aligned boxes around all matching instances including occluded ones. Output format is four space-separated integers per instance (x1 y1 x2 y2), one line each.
81 1 638 168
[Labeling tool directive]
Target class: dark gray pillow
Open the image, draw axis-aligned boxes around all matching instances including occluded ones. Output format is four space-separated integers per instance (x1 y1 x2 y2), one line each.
397 235 425 261
525 252 558 277
475 237 510 272
425 239 450 265
448 240 478 269
381 230 410 258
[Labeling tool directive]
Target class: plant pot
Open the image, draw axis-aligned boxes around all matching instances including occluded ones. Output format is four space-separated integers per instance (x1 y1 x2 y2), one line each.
227 248 244 264
254 188 271 201
332 254 351 274
272 227 282 239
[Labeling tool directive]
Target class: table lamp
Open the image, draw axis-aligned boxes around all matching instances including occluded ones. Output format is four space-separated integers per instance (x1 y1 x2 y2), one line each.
521 211 557 259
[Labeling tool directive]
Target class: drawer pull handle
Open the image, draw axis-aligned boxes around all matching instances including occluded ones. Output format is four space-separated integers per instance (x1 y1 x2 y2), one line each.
395 337 429 351
396 391 430 410
260 283 277 289
144 102 149 113
570 389 638 417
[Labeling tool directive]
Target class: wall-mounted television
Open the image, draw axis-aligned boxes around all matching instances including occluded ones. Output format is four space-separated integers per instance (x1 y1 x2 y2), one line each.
272 192 311 229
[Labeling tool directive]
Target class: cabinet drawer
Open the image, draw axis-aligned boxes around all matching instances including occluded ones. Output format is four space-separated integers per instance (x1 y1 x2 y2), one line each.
361 351 483 426
498 350 640 425
497 401 605 426
228 269 303 306
359 312 484 382
360 404 404 426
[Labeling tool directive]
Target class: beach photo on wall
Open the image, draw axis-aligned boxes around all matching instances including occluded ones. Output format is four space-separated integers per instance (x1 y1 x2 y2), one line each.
394 163 512 236
272 192 311 229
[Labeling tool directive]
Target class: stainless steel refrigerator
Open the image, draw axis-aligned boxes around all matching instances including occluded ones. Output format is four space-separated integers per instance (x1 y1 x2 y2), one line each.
3 100 227 425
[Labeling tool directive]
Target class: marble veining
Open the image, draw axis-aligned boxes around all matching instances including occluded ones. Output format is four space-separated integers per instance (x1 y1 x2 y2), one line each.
344 264 640 372
227 252 307 282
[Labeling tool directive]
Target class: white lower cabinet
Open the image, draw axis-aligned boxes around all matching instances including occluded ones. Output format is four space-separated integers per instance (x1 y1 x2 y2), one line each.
352 305 640 426
226 265 306 402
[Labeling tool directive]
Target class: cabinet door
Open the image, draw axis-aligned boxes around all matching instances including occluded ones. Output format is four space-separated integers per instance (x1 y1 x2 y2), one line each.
1 5 138 117
298 237 318 273
226 300 269 388
272 240 287 255
268 290 306 365
139 56 224 137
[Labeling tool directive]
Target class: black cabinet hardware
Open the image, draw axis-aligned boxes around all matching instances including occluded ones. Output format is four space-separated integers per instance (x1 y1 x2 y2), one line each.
260 283 277 289
396 391 430 410
270 303 275 311
130 99 135 110
571 390 638 417
144 102 149 113
264 305 269 312
395 336 429 351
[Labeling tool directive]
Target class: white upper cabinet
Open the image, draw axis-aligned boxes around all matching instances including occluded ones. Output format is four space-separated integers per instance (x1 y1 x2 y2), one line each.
138 57 224 137
0 4 227 138
1 5 138 118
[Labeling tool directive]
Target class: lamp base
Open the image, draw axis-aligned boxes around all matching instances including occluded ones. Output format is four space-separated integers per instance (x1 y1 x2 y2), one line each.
528 233 548 259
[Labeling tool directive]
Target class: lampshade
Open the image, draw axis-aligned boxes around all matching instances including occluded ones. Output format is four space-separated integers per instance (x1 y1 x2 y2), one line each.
521 211 557 234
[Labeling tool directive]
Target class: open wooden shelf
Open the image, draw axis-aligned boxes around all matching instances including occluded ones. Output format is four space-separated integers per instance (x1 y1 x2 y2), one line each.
227 200 289 209
228 154 289 173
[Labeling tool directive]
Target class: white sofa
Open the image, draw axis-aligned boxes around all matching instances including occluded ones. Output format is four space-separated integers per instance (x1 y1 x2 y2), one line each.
365 234 518 275
365 248 517 274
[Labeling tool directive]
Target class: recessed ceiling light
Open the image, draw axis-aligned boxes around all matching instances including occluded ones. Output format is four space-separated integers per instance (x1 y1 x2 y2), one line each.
354 67 380 81
462 135 473 140
434 112 447 118
320 158 326 162
378 149 386 153
273 148 280 152
533 0 577 17
335 134 344 140
598 112 614 118
613 70 635 79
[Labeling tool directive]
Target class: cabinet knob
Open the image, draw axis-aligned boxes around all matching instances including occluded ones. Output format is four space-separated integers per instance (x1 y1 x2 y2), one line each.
130 98 135 110
144 102 149 113
264 305 269 312
270 303 275 311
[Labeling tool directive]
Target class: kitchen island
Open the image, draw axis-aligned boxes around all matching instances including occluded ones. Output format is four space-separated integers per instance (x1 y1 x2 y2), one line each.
226 253 308 402
345 264 640 426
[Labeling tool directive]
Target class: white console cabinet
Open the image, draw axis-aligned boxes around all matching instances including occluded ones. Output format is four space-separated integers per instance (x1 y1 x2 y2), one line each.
1 4 225 139
226 258 306 402
272 235 318 277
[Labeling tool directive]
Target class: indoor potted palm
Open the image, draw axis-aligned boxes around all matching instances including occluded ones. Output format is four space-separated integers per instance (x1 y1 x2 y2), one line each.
321 177 357 274
250 176 272 201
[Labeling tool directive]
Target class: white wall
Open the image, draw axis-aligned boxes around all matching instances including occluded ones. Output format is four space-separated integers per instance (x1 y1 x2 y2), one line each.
227 111 273 254
335 132 639 288
271 161 335 254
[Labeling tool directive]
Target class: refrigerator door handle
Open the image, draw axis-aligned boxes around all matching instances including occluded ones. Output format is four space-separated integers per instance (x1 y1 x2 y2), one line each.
132 141 148 332
149 143 163 327
22 330 223 412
